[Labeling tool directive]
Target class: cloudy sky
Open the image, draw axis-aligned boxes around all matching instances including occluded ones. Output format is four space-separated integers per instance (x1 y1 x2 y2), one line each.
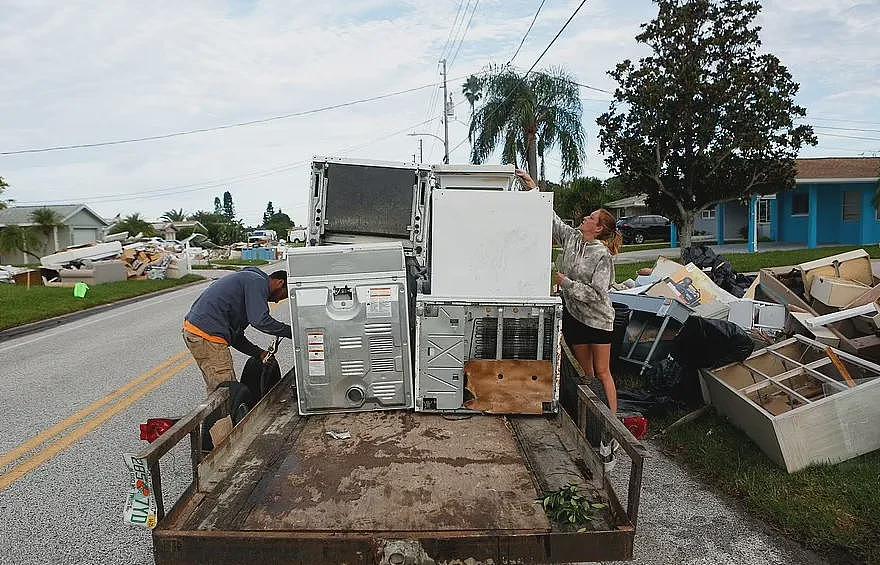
1 0 878 227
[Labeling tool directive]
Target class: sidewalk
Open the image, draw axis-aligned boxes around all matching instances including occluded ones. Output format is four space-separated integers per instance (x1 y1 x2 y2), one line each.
614 242 850 264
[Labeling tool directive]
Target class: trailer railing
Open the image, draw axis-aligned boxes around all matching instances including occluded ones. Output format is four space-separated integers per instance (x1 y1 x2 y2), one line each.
559 341 648 528
136 387 230 520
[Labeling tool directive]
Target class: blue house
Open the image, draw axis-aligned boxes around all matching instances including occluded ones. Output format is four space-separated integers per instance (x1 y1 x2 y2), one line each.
674 157 880 251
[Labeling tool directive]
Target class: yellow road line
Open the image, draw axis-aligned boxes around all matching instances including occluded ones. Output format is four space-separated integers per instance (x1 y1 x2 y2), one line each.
0 350 190 469
0 357 194 493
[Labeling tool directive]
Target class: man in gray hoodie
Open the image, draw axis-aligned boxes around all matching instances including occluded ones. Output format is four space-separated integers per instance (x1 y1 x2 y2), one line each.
183 267 292 443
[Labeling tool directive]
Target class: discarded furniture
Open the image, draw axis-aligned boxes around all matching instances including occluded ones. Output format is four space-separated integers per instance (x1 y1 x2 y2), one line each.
58 260 127 286
798 249 873 296
609 292 692 374
40 241 123 268
727 300 786 333
701 335 880 473
810 276 871 308
754 268 880 363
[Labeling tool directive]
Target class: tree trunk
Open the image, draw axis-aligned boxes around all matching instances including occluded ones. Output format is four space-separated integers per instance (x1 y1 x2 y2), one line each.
678 213 695 250
526 131 538 180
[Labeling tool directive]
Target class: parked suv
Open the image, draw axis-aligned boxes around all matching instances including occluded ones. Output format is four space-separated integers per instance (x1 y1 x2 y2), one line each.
617 215 670 244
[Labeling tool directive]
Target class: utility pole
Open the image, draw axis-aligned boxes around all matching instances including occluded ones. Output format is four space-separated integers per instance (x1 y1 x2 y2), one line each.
440 59 450 164
418 138 423 163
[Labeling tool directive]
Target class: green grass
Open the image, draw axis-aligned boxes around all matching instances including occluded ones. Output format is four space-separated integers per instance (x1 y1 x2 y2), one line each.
613 244 880 283
210 259 269 266
660 410 880 564
0 274 204 331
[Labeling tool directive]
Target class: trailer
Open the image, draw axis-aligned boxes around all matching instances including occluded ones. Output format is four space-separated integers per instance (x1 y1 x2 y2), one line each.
135 346 646 564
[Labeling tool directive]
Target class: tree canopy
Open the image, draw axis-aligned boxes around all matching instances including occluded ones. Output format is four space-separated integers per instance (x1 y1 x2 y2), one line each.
222 191 235 220
0 176 9 210
552 177 625 221
469 66 585 180
264 211 293 236
161 208 187 222
596 0 816 248
108 213 156 237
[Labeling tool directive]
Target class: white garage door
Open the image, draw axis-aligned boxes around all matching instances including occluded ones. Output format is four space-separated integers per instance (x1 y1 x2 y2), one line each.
72 228 98 246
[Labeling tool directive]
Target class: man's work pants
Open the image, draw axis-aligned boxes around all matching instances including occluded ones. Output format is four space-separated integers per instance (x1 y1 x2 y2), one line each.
182 330 234 446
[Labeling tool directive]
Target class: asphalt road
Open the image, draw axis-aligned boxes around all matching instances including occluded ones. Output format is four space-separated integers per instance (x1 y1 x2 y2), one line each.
0 265 295 565
0 264 826 565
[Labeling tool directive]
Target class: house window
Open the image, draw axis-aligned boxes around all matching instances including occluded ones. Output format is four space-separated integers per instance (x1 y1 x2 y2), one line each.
791 193 809 216
700 207 716 220
843 191 860 222
758 199 771 223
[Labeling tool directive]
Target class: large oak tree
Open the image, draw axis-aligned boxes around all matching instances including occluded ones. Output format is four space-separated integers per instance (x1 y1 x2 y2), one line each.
597 0 816 248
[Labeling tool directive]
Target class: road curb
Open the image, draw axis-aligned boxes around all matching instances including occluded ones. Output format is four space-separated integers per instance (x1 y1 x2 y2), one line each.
0 278 209 343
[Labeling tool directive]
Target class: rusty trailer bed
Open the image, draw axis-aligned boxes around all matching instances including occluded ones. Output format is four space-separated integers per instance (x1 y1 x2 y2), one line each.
142 361 645 565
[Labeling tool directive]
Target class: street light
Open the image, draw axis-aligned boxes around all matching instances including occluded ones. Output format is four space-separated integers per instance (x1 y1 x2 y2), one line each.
407 132 447 164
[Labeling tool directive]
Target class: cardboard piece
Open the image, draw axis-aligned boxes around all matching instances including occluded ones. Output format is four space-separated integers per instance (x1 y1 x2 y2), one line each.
645 262 738 309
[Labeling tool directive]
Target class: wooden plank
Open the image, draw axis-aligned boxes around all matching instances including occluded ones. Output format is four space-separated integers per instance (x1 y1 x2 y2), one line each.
464 359 553 414
825 347 857 388
240 411 552 532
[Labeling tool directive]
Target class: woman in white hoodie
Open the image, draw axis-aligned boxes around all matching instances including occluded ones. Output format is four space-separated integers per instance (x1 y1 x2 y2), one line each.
516 169 622 414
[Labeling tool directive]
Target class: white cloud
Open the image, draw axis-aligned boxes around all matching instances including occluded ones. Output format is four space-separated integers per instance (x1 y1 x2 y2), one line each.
0 0 877 226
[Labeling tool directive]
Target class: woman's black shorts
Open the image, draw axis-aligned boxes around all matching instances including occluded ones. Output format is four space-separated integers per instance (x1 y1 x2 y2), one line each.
562 308 612 345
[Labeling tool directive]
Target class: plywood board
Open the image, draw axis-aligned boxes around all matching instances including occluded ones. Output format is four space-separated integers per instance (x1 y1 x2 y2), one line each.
241 412 551 531
430 189 553 297
464 359 554 414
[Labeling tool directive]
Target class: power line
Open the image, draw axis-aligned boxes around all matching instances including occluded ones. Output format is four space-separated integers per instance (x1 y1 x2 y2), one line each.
18 105 461 206
439 0 467 60
450 0 590 156
1 80 453 156
508 0 547 64
816 131 880 142
811 125 880 134
449 0 480 68
802 115 880 127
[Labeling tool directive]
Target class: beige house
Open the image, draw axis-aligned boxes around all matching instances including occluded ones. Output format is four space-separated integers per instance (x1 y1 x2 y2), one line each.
0 204 109 264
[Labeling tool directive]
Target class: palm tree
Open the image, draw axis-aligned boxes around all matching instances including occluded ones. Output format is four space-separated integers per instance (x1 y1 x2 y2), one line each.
161 208 186 222
29 207 63 254
461 74 484 117
0 176 9 210
0 225 42 261
108 213 156 237
469 66 585 181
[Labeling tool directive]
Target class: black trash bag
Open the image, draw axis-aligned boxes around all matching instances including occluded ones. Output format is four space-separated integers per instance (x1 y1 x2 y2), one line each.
640 356 702 412
241 355 281 400
680 244 717 269
672 317 755 370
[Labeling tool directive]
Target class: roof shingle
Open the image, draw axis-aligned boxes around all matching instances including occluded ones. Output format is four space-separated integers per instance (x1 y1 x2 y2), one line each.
797 157 880 180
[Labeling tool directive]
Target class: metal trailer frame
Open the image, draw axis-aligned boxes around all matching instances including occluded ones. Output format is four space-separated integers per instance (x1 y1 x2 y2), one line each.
308 156 432 269
138 361 647 565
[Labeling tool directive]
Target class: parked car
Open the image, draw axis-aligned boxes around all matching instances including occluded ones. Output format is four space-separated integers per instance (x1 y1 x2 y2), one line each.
617 215 671 244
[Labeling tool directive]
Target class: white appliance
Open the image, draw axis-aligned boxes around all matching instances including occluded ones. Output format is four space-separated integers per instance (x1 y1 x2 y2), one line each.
287 242 414 415
414 295 562 414
429 189 554 297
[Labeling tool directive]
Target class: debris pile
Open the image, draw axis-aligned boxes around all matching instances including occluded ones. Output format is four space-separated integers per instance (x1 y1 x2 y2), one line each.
37 239 192 286
608 246 880 473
